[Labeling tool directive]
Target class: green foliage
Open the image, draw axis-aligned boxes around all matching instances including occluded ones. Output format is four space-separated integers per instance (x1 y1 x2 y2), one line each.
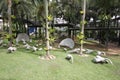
5 33 15 40
0 32 13 40
98 14 111 20
5 34 12 39
49 28 56 45
13 0 19 4
49 27 55 33
11 15 16 19
0 32 15 45
2 38 9 44
77 33 84 40
80 20 87 25
0 32 12 45
0 32 6 37
49 37 55 44
47 15 53 21
77 32 84 44
44 47 49 51
80 10 84 14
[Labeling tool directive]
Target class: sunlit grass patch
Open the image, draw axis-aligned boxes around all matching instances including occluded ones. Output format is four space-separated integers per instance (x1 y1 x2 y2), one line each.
0 48 120 80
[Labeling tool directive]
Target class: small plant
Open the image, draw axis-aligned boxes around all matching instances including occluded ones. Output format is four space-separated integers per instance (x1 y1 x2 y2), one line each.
47 15 53 21
49 27 56 46
77 32 84 45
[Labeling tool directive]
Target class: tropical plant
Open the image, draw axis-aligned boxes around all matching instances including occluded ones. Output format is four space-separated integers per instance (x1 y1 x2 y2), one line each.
79 0 86 55
49 27 56 46
44 0 50 58
0 0 35 43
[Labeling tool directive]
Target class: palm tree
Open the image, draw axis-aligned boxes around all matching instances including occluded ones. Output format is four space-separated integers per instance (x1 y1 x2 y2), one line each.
44 0 50 57
44 0 56 60
80 0 86 55
59 0 81 24
0 0 34 36
12 0 34 33
7 0 12 46
12 0 34 18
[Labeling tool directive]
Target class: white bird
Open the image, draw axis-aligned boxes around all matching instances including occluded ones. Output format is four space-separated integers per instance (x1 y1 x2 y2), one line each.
32 46 38 51
65 54 74 63
93 55 113 64
8 47 17 53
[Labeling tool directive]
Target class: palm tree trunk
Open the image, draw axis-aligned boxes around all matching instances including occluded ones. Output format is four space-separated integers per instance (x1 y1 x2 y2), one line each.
80 0 86 55
44 0 50 56
7 0 12 47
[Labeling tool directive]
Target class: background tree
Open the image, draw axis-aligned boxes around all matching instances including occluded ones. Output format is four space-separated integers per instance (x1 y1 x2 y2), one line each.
7 0 12 46
44 0 50 56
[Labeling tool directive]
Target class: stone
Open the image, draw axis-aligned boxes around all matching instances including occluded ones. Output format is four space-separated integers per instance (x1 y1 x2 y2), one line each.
67 48 80 54
24 44 31 50
59 38 74 49
16 33 29 43
85 49 94 54
96 51 106 55
67 48 86 54
0 39 3 45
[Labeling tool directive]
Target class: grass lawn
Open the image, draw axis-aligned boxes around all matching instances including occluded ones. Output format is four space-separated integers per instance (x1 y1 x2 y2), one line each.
0 48 120 80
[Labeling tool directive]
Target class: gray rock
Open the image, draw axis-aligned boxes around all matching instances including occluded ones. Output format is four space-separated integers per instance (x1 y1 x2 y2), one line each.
24 44 31 50
0 40 3 44
96 51 106 55
16 33 29 43
67 48 80 54
67 48 86 54
59 38 74 49
85 49 94 54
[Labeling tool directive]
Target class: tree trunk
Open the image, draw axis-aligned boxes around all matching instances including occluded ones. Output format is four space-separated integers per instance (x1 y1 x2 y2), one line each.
44 0 50 56
8 0 12 47
80 0 86 55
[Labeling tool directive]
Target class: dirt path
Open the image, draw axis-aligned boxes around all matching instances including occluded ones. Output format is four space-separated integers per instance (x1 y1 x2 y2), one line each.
84 43 120 55
107 43 120 55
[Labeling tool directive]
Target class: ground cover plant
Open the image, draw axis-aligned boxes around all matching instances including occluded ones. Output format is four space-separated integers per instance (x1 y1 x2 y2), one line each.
0 47 120 80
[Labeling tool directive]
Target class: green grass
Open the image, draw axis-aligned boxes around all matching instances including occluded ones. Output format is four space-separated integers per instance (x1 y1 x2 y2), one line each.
0 48 120 80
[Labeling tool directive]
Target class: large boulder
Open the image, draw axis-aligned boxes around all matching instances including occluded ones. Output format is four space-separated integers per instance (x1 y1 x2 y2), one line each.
59 38 74 49
16 33 29 43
